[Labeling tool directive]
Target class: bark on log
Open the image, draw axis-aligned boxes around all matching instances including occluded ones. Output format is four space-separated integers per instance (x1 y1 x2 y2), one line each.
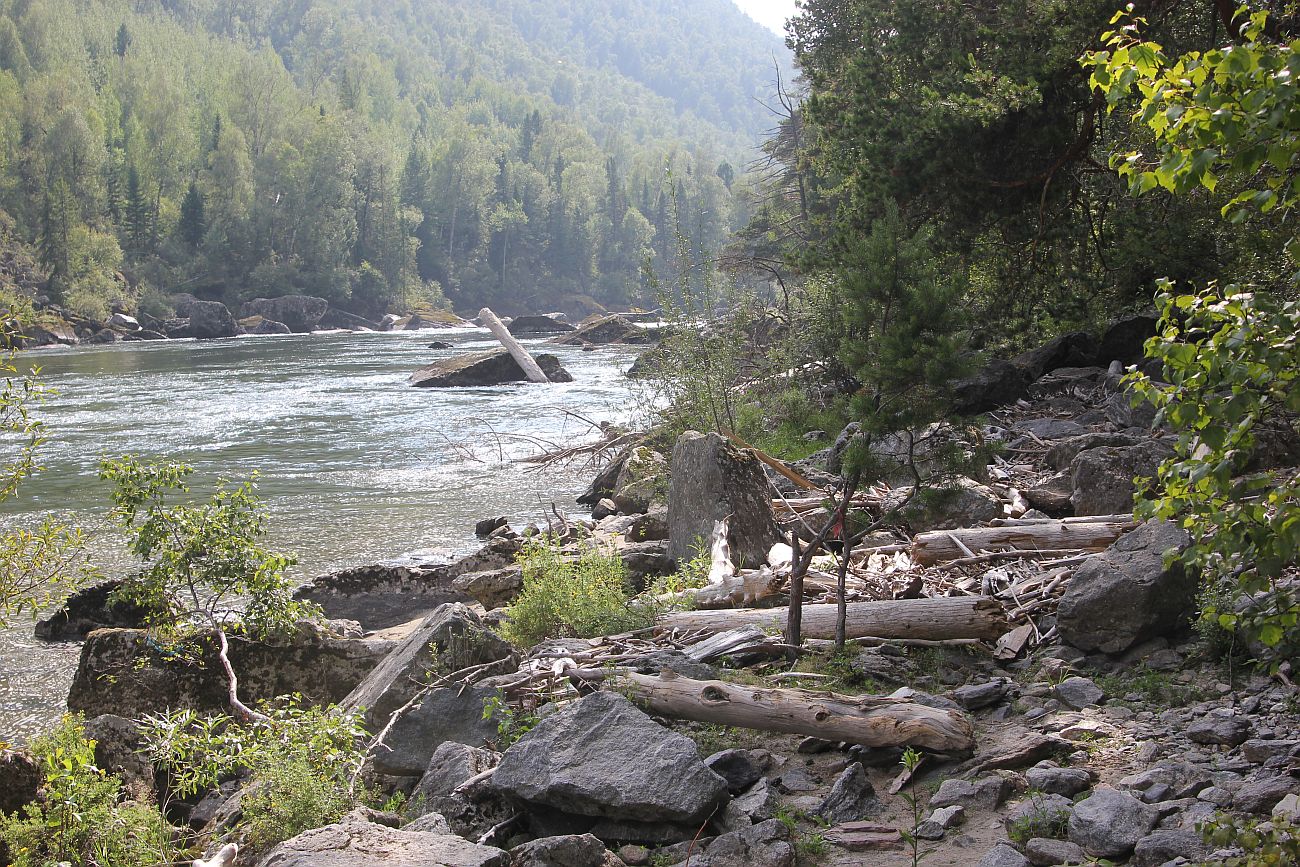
659 596 1007 641
693 569 785 609
911 520 1134 566
478 307 549 383
614 669 975 754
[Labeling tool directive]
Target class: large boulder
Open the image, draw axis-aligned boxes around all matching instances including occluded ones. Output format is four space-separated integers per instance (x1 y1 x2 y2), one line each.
507 315 576 335
549 314 656 346
295 563 473 630
34 578 150 640
319 308 379 331
0 748 39 816
256 810 508 867
610 447 667 514
491 691 730 825
66 622 395 719
367 684 503 777
668 431 780 569
1095 314 1158 367
238 315 292 335
1067 787 1159 859
953 332 1094 414
187 301 241 339
343 604 515 737
1069 439 1174 516
1056 520 1193 654
408 350 572 387
240 295 329 333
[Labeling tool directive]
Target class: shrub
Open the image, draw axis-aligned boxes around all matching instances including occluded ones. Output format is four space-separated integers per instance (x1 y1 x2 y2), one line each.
0 714 175 867
500 539 651 647
140 699 367 856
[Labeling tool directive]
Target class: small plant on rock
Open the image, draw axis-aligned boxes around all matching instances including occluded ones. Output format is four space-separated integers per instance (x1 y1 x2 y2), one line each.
1006 790 1070 845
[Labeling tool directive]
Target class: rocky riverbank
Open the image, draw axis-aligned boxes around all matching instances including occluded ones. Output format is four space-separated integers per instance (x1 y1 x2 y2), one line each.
3 320 1297 866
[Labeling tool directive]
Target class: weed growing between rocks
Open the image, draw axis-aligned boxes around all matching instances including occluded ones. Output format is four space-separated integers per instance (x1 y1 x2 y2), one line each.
1005 790 1071 845
500 537 653 647
1096 666 1208 709
0 714 176 867
481 690 540 749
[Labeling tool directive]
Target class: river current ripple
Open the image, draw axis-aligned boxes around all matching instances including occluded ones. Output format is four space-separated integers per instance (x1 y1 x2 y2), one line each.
0 328 646 743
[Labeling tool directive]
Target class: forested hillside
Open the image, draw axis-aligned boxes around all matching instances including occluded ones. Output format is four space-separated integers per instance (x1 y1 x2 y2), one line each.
0 0 788 321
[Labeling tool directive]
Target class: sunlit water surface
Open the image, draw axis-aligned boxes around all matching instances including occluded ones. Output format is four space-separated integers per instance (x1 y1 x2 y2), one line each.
0 329 646 742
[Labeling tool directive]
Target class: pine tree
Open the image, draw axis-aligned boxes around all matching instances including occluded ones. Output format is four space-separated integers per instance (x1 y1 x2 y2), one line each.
178 180 206 248
114 23 131 57
38 180 74 303
124 166 152 252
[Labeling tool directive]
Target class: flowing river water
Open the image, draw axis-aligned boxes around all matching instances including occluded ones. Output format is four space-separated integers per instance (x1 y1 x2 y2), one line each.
0 328 648 743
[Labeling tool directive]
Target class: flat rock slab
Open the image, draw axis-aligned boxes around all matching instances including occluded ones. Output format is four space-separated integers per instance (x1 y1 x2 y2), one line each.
409 350 572 387
256 811 507 866
491 691 729 824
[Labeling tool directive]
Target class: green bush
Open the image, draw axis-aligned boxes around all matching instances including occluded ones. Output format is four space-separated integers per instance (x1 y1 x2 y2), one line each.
140 699 367 856
500 539 651 647
0 714 175 867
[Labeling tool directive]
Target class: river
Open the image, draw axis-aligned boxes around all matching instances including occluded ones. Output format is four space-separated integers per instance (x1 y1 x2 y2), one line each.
0 328 649 743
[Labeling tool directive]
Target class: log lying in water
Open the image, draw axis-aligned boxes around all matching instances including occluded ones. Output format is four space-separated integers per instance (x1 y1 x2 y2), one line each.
910 519 1134 566
613 669 976 754
658 596 1007 641
479 306 549 383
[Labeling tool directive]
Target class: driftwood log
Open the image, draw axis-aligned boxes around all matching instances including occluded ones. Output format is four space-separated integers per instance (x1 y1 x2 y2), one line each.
478 307 550 383
658 596 1008 641
612 669 976 754
910 519 1134 566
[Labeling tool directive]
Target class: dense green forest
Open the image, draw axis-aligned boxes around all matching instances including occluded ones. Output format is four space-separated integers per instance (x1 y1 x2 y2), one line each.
0 0 789 322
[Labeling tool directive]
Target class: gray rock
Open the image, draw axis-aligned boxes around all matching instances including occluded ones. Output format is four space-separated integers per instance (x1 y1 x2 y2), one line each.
1024 837 1085 866
1053 676 1104 710
626 509 669 542
409 350 573 387
1005 793 1073 837
240 295 329 333
368 684 501 777
34 578 150 640
451 566 523 611
319 308 379 331
591 498 617 520
294 560 476 630
343 603 514 737
1129 829 1209 867
1118 763 1212 801
1234 771 1300 813
732 778 778 822
1243 739 1300 764
1067 787 1159 858
1096 314 1158 367
507 315 576 335
508 833 610 867
670 818 795 867
240 315 292 335
976 843 1032 867
1014 418 1089 440
705 750 764 794
0 749 39 817
929 776 1010 811
1187 712 1253 746
109 312 140 331
83 714 154 798
1025 763 1092 798
548 315 655 346
889 477 1004 532
915 804 965 840
255 810 507 866
187 300 241 339
952 679 1013 711
411 742 499 804
814 762 880 823
401 813 452 834
1045 432 1144 471
1056 520 1194 654
491 691 729 823
668 432 780 569
1069 440 1174 516
67 622 394 720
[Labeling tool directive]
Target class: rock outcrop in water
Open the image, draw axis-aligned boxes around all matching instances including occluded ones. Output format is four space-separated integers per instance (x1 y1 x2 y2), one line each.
408 349 573 387
548 314 656 346
240 295 330 333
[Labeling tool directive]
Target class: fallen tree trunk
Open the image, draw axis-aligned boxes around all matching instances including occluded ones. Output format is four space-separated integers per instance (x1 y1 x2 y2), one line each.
478 307 549 383
911 520 1134 566
693 569 785 609
612 669 975 754
658 596 1007 641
